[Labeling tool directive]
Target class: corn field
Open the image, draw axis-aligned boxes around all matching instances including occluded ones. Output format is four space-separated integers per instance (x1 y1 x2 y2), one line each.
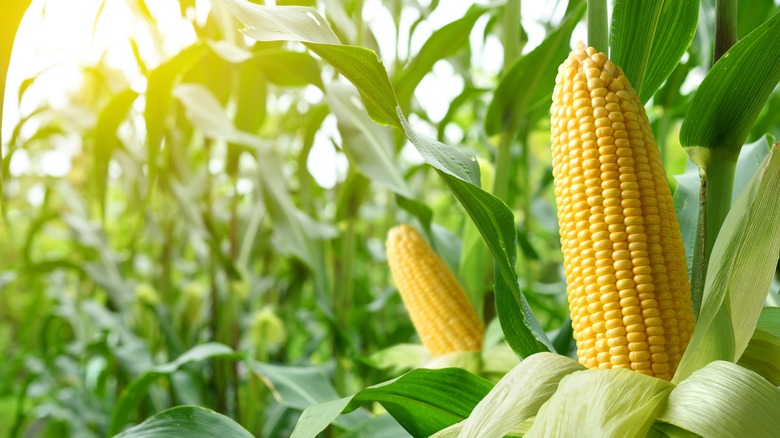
2 0 780 436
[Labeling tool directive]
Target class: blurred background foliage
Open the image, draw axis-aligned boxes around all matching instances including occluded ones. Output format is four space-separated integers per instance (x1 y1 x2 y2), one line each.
2 0 780 436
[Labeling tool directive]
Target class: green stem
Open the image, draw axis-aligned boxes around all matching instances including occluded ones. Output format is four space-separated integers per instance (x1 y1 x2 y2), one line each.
517 119 533 283
587 0 609 54
503 0 522 71
714 0 737 63
334 220 356 395
703 157 736 270
690 152 736 317
355 0 365 45
495 0 521 200
689 0 737 317
493 129 514 201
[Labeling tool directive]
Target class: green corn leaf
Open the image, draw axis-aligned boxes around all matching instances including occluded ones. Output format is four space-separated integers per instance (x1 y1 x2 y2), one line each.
394 4 489 111
207 42 323 88
258 154 337 272
681 8 780 160
257 49 323 88
291 367 493 438
305 44 404 129
92 88 138 216
246 361 370 429
109 344 241 435
342 414 411 438
221 0 340 44
293 398 354 438
400 113 552 355
173 83 267 150
674 144 780 383
526 368 674 438
173 82 336 273
484 4 584 136
230 60 267 175
144 43 207 177
222 0 553 356
738 0 776 38
113 406 253 438
659 361 780 437
395 195 434 237
610 0 698 102
325 82 413 198
223 2 398 128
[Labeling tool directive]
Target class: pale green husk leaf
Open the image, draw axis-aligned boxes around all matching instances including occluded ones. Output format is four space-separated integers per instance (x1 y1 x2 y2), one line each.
658 361 780 436
526 368 673 438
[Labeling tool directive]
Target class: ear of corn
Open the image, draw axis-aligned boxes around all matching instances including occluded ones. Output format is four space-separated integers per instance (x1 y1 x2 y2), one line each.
386 225 484 356
550 44 696 380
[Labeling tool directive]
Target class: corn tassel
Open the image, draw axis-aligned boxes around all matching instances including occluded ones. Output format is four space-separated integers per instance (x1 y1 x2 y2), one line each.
386 225 484 356
550 44 696 380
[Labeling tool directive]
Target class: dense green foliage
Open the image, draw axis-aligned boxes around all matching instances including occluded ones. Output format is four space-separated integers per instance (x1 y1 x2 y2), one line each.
2 0 780 436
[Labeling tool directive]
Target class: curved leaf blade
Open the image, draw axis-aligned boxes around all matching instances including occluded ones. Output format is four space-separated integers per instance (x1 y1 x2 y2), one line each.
109 344 241 435
680 9 780 156
347 368 492 437
247 360 371 430
394 5 489 110
114 405 253 438
173 83 267 150
484 4 584 136
144 42 207 165
609 0 663 95
639 0 698 102
326 82 413 197
425 156 552 355
292 367 493 438
222 0 339 44
610 0 698 102
92 88 139 214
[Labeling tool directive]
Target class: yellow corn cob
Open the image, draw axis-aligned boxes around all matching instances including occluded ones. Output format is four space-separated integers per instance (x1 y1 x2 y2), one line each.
386 225 484 356
550 44 696 380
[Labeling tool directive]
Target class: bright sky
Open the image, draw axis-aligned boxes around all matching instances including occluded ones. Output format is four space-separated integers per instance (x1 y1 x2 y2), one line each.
2 0 586 188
